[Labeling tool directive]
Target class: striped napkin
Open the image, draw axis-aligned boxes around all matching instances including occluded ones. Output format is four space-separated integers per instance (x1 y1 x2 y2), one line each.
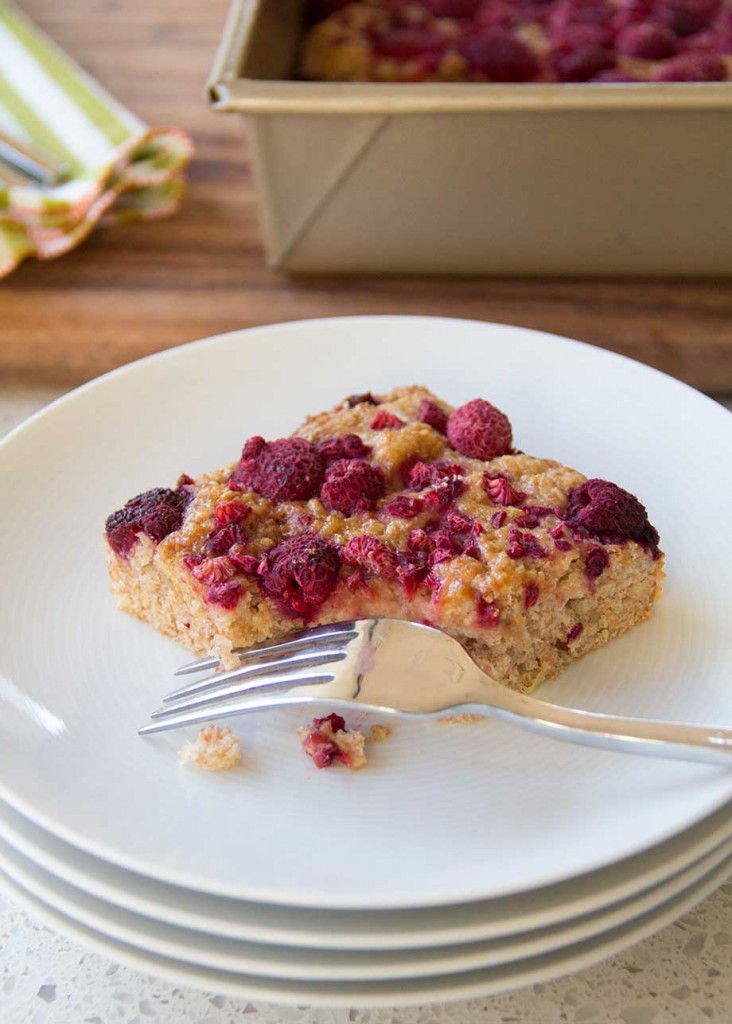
0 1 193 277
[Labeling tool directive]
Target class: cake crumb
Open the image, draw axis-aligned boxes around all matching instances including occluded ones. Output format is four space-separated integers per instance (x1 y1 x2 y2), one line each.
298 713 367 770
437 714 484 725
367 724 392 743
179 725 242 771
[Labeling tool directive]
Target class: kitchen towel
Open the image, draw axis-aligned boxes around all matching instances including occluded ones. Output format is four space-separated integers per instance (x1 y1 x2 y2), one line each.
0 1 193 277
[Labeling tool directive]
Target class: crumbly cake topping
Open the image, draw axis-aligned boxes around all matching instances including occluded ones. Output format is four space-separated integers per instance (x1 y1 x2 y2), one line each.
301 0 732 84
105 385 661 651
178 725 242 772
298 713 368 770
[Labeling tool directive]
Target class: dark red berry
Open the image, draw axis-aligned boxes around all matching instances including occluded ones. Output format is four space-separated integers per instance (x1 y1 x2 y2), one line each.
651 50 726 78
422 0 482 15
655 0 719 37
384 494 425 519
460 28 541 81
375 26 447 60
617 22 678 56
404 460 464 491
258 533 341 620
105 486 191 559
553 39 615 79
491 509 508 529
344 392 379 408
231 437 325 502
447 399 513 459
565 479 654 543
585 545 610 578
317 434 372 464
476 598 501 627
214 501 250 526
524 582 540 609
370 410 405 430
191 556 238 585
566 622 584 643
343 535 398 579
206 580 243 610
300 713 351 769
506 527 549 560
320 459 386 515
202 523 247 556
484 473 525 506
417 398 449 434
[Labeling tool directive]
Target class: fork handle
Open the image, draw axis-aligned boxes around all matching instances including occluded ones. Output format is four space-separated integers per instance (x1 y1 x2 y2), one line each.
476 692 732 768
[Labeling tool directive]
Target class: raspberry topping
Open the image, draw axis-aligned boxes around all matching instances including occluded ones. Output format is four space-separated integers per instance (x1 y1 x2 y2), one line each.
231 437 325 502
320 459 386 515
447 399 513 459
617 22 678 56
460 28 542 80
345 393 379 408
105 486 192 560
506 527 549 560
483 473 526 507
566 622 584 643
202 523 247 556
476 597 501 627
258 533 341 620
317 434 372 464
190 556 239 586
370 410 405 430
651 50 726 78
214 501 251 526
417 398 449 434
384 494 425 518
206 580 244 610
565 479 657 546
524 582 540 608
585 545 610 578
343 535 398 579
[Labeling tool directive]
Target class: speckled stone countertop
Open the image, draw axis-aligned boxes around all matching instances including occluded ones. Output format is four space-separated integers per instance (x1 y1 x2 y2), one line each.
2 386 732 1024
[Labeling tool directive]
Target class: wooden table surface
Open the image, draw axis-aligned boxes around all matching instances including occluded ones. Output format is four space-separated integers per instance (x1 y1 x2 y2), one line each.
3 0 732 393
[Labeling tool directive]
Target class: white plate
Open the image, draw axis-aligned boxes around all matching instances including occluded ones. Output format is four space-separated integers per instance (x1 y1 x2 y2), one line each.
1 827 731 982
2 794 732 950
2 856 731 1008
2 316 732 909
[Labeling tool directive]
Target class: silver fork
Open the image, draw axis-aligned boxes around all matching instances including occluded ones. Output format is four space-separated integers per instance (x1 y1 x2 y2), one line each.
139 619 732 767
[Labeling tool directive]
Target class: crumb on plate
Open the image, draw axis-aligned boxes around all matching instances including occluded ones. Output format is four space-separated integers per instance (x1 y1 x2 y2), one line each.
178 725 242 772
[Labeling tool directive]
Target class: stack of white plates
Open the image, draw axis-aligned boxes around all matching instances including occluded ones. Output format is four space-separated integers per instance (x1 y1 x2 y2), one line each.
2 316 732 1008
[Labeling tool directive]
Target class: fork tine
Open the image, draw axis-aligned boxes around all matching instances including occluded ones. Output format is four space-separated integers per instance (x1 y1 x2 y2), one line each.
150 669 337 721
139 692 340 735
163 648 348 703
173 622 359 676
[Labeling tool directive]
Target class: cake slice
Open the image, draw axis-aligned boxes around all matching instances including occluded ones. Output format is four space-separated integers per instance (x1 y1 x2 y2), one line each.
104 386 664 693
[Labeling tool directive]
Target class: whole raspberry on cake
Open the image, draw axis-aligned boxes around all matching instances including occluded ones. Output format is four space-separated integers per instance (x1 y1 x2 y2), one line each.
300 0 732 83
104 386 664 693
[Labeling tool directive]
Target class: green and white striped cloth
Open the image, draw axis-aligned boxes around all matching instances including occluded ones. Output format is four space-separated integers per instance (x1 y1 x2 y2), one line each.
0 1 193 277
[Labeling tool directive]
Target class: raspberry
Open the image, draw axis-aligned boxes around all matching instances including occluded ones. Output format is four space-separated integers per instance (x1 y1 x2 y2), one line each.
202 523 247 556
404 460 464 491
370 410 405 430
459 28 541 80
549 0 615 34
229 549 260 575
506 528 549 560
617 22 677 56
214 501 250 526
491 509 508 529
320 460 386 515
231 437 325 502
395 550 431 598
424 476 468 513
314 712 346 733
190 556 238 586
206 580 243 610
343 535 398 579
655 0 718 36
258 533 341 619
317 434 372 464
375 26 448 60
566 622 584 643
417 399 449 434
447 399 513 459
384 494 424 519
476 598 501 627
651 50 726 78
422 0 482 15
105 486 191 559
344 393 379 408
407 527 431 552
565 479 654 543
524 582 540 608
483 473 525 506
552 39 615 79
585 546 610 579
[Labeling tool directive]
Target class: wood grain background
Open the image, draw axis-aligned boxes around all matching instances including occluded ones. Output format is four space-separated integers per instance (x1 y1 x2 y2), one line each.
2 0 731 392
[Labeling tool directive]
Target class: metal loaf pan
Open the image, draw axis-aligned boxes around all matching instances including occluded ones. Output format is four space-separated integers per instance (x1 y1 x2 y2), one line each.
209 0 732 276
